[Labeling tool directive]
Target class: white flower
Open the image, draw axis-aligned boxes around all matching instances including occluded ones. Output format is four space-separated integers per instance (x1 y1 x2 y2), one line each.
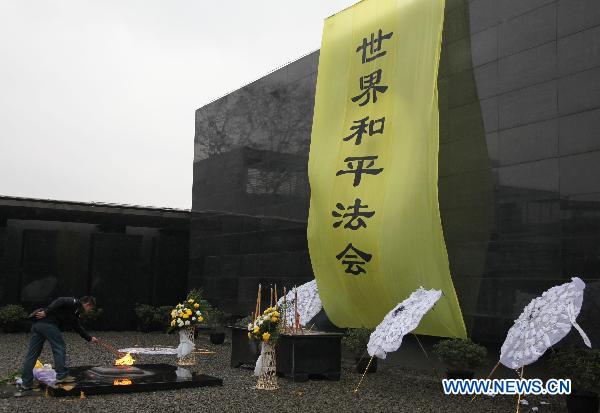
247 323 252 329
192 317 196 321
196 311 201 316
185 320 190 326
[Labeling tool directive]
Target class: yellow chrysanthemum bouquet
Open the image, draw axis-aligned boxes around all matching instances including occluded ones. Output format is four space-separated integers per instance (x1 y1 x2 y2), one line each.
247 306 280 343
169 295 204 331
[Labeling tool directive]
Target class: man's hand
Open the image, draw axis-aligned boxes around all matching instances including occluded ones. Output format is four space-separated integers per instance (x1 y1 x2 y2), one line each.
34 311 46 319
90 337 99 343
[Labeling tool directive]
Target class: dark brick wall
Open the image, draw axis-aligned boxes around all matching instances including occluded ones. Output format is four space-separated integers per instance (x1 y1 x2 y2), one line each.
0 219 189 330
439 0 600 343
188 212 312 316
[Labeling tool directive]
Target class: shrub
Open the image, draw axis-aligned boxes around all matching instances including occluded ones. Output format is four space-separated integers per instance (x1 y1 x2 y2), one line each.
0 304 27 332
206 308 228 329
343 328 372 357
550 347 600 393
134 304 170 332
433 338 487 371
156 305 173 329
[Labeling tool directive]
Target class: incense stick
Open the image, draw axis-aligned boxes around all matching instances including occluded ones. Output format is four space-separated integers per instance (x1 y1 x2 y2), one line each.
96 339 124 358
283 287 287 333
294 286 298 333
258 284 262 316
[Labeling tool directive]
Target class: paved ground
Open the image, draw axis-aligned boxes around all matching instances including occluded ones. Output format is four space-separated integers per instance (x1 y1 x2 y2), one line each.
0 331 565 412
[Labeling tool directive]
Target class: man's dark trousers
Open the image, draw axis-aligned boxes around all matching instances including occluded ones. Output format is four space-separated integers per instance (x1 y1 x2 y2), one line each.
21 321 69 387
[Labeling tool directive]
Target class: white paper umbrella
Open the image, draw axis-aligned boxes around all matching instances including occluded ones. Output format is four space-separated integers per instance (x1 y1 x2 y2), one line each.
277 280 322 326
367 287 442 359
500 277 592 370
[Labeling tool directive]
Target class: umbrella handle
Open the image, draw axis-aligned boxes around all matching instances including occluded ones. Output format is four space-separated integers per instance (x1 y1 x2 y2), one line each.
515 366 524 413
470 361 500 403
412 334 441 381
353 355 375 394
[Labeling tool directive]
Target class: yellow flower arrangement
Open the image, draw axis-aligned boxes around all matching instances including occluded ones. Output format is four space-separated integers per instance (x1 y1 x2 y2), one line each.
169 293 205 331
247 306 280 344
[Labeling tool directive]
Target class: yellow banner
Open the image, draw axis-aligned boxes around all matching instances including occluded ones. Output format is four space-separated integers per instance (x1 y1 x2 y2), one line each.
307 0 466 338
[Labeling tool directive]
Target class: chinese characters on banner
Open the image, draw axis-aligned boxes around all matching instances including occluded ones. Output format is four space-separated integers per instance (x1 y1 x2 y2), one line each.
334 29 393 276
307 0 466 338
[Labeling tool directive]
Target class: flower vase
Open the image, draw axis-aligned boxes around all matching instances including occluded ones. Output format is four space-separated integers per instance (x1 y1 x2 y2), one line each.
177 326 196 366
255 341 278 390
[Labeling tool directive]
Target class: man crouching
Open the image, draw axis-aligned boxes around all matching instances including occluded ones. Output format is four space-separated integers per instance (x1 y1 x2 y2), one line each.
20 296 99 391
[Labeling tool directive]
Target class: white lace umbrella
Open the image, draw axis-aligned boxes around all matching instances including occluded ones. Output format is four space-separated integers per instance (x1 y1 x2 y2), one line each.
500 277 592 370
367 287 442 359
277 280 322 326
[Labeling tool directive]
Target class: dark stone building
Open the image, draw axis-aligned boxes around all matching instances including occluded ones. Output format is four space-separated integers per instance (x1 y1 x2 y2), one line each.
192 0 600 344
0 196 190 329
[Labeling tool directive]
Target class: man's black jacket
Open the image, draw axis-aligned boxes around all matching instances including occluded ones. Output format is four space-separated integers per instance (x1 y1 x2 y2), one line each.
32 297 92 341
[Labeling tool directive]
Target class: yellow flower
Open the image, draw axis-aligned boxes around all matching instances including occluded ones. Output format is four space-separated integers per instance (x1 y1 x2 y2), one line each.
170 320 176 327
272 311 280 317
182 313 189 319
262 332 270 342
253 326 260 333
271 316 278 322
194 303 199 309
198 316 204 322
248 332 252 339
186 308 192 314
188 298 194 303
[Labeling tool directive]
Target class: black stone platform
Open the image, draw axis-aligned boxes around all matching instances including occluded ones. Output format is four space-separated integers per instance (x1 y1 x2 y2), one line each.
276 332 344 382
230 326 260 368
43 363 222 397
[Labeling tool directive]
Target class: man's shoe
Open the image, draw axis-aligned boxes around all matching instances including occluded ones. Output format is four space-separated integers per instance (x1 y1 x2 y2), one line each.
55 375 77 384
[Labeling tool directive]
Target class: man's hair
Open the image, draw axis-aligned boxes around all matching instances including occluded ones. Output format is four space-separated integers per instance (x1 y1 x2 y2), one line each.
80 296 96 307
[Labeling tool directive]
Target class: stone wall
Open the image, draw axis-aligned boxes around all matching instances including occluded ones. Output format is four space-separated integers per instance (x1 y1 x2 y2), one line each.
192 0 600 344
0 199 189 330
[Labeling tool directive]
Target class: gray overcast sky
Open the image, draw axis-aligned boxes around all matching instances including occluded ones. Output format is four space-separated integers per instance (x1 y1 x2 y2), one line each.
0 0 356 209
